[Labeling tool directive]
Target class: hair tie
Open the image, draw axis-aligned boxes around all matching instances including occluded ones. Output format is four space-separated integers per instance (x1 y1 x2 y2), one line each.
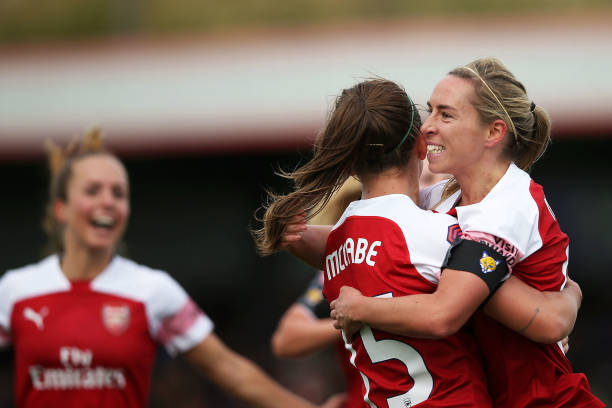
391 95 415 152
530 102 536 112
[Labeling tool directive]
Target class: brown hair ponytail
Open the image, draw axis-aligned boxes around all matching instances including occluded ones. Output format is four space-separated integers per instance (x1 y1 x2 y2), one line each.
253 79 420 255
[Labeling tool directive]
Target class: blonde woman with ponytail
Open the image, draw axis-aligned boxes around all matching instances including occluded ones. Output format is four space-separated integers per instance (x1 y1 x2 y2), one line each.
0 128 342 408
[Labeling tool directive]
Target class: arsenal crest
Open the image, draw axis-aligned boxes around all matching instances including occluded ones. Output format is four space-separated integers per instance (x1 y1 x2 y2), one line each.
102 303 131 335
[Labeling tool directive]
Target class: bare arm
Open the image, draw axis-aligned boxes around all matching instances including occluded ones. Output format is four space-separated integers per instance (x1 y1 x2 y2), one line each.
331 273 581 343
331 269 489 339
282 222 332 270
484 276 582 343
183 333 343 408
271 304 339 358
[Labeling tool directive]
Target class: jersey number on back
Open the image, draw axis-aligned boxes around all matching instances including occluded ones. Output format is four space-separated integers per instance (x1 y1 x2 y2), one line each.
350 293 433 408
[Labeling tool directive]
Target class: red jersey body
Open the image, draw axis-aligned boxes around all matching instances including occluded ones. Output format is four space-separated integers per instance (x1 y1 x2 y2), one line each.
421 163 604 408
322 194 491 408
0 255 213 408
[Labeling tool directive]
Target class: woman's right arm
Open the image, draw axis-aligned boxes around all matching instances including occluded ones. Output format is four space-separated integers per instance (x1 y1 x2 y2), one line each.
330 272 581 344
331 268 491 339
483 276 581 343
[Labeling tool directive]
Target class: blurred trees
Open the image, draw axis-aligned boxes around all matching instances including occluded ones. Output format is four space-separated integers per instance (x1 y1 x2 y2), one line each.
1 0 611 43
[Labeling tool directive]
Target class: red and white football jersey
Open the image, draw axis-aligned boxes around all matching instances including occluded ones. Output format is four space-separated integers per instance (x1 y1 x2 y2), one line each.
421 163 604 407
322 194 491 408
0 255 213 408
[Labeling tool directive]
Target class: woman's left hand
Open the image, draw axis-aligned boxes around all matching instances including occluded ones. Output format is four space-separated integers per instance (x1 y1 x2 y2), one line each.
330 286 365 338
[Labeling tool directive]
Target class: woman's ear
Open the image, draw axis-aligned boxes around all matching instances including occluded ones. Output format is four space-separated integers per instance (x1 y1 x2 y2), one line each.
53 200 67 224
485 119 508 148
416 134 427 160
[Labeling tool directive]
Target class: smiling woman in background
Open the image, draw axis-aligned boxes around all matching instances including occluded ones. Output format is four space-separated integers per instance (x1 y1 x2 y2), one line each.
0 128 342 408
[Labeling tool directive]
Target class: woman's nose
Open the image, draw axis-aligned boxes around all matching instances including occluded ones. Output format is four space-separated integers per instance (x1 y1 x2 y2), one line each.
100 189 115 206
420 114 435 135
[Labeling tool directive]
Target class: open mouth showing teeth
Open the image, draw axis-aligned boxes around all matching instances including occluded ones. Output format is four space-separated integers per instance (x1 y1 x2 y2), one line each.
91 216 115 229
427 145 445 154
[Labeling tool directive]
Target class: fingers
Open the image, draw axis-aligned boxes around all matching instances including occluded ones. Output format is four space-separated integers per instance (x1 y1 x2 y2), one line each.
284 223 307 234
279 233 303 246
321 393 347 408
561 336 570 354
347 322 361 338
287 213 307 228
279 213 308 248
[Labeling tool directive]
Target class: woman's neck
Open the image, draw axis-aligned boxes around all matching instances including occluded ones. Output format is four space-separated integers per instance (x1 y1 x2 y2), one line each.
455 160 511 206
360 165 420 204
60 245 114 281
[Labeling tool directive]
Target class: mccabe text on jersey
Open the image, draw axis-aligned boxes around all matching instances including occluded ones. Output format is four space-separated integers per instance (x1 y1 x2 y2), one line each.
326 238 382 280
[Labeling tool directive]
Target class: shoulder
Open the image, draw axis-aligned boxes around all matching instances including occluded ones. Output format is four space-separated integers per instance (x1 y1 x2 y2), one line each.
338 194 457 237
111 256 180 285
384 195 457 235
0 255 69 329
2 255 59 281
340 194 457 257
93 256 187 305
457 164 544 255
0 255 69 301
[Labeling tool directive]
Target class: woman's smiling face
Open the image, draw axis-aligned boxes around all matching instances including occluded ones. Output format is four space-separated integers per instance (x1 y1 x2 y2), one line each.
421 75 490 178
55 154 130 253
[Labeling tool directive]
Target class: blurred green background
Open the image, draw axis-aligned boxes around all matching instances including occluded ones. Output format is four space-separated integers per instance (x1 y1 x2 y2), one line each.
1 0 611 42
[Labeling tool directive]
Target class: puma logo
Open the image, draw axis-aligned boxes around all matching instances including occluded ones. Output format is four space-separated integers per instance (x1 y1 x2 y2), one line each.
23 307 49 330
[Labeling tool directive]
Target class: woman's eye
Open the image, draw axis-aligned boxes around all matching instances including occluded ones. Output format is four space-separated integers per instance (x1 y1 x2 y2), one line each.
85 185 100 195
113 186 128 199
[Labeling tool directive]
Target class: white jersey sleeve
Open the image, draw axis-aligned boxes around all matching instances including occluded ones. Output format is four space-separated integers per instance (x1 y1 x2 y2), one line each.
147 271 214 355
